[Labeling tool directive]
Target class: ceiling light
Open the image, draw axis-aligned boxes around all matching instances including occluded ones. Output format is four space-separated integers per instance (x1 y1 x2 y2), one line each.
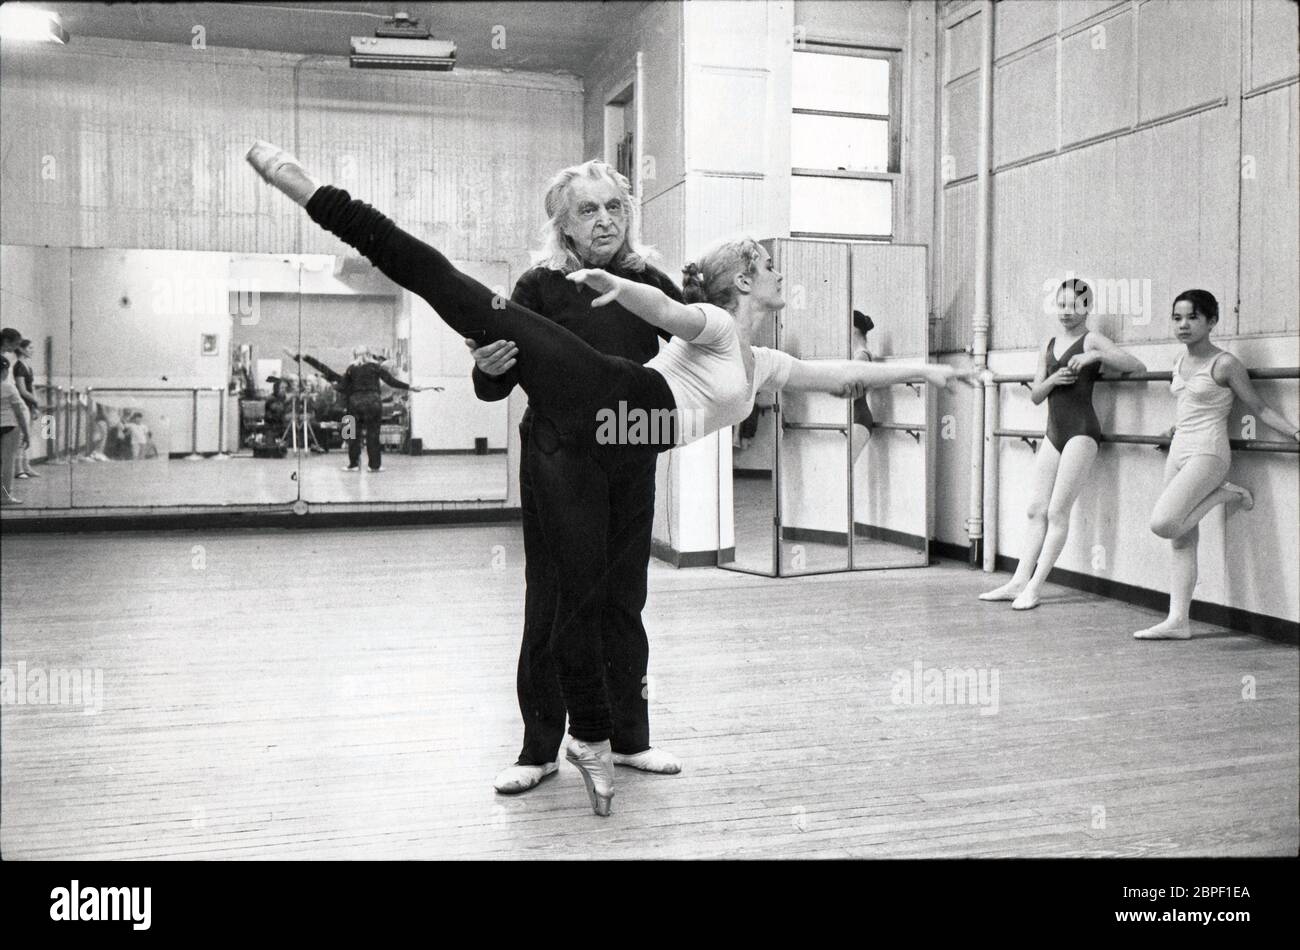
0 4 69 44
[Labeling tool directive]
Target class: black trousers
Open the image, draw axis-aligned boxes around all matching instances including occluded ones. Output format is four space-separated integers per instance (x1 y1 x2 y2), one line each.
305 185 674 741
516 413 658 759
346 393 383 469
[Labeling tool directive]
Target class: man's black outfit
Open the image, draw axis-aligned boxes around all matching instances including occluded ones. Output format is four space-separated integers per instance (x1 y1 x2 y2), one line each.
473 260 682 761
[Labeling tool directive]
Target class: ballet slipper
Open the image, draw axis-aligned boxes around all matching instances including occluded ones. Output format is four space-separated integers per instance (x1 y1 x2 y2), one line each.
612 747 682 774
979 581 1024 602
1011 589 1041 611
493 762 558 795
245 141 320 206
1221 482 1254 512
1133 622 1191 640
565 738 614 817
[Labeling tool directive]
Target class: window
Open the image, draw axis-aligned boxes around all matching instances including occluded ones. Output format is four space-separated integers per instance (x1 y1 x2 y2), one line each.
791 43 900 240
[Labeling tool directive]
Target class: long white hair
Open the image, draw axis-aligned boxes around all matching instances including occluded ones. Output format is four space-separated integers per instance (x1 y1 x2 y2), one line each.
533 160 658 274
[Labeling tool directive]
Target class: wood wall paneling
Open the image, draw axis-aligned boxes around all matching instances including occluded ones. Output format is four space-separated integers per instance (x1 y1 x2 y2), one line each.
992 43 1058 168
1249 0 1300 91
1137 0 1229 123
1060 7 1135 147
1240 84 1300 336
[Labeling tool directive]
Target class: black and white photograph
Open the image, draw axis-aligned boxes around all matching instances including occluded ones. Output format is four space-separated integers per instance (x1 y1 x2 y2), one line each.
0 0 1296 924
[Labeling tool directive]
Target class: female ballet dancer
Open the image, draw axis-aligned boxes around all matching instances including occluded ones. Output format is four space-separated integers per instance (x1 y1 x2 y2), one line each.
850 310 875 465
980 279 1147 610
1135 289 1299 640
246 140 974 814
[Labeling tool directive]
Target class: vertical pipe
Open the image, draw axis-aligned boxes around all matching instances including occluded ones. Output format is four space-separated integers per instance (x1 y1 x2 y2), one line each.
217 389 225 456
43 335 54 462
982 376 999 571
966 0 995 567
187 388 201 459
74 388 84 461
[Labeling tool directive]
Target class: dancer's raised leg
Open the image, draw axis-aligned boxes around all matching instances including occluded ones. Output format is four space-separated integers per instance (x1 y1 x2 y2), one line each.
1013 435 1098 610
1135 453 1232 639
247 142 629 419
980 438 1061 601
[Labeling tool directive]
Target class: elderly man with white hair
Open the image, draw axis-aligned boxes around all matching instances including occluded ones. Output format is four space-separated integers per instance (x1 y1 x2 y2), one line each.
467 160 684 796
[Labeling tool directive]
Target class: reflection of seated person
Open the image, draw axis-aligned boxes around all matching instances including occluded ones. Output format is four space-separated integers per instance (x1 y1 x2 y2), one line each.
91 404 157 460
123 412 150 460
263 378 290 433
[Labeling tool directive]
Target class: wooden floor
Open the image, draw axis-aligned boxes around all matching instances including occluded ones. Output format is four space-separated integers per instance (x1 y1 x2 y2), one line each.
1 524 1295 859
4 451 508 509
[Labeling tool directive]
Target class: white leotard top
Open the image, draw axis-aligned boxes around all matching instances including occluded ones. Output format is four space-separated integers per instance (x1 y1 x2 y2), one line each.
1171 351 1233 443
646 303 796 445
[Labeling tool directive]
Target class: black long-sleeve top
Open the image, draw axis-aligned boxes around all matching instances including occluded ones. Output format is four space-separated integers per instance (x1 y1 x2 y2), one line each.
471 261 683 404
303 355 410 398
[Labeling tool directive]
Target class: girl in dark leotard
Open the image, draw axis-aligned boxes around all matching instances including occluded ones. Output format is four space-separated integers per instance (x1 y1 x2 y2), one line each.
980 279 1146 610
1044 332 1102 449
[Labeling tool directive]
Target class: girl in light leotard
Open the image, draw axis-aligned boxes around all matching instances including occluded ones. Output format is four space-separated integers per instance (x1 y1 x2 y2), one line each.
1135 289 1300 640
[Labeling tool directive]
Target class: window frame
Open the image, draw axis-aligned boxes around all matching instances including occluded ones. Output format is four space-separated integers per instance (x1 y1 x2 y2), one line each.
791 41 902 241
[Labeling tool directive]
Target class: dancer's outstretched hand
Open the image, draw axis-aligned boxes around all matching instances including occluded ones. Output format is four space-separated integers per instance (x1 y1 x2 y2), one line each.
568 268 622 306
928 365 980 391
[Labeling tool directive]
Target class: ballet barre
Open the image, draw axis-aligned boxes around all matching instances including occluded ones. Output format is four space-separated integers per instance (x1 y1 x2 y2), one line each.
993 429 1298 454
991 367 1300 386
978 364 1298 573
783 420 927 443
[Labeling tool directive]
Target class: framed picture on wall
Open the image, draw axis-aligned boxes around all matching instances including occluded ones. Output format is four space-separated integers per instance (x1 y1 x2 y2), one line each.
201 333 219 356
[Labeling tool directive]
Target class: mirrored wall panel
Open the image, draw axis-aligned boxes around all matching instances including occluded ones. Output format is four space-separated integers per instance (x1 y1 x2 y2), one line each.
0 244 509 512
720 239 929 577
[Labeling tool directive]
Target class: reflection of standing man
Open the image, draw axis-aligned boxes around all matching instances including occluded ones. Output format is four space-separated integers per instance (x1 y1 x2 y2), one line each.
467 160 683 794
291 347 432 472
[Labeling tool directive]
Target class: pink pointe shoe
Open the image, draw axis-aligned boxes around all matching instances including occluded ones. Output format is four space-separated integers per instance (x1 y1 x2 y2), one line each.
245 141 320 206
565 738 615 817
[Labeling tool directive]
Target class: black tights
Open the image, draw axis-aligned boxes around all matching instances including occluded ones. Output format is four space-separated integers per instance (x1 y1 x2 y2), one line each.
304 185 674 741
305 186 674 443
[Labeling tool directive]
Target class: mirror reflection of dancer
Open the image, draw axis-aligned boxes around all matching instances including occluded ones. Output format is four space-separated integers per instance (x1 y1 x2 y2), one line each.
1135 290 1299 640
850 310 875 465
288 347 435 472
0 356 32 506
247 141 975 815
12 339 40 479
981 280 1147 610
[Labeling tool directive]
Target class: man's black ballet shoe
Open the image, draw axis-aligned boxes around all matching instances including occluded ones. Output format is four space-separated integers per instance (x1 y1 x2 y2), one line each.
565 738 614 817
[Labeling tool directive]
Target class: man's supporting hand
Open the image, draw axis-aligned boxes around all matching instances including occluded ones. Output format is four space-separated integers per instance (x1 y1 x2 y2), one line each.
465 337 518 377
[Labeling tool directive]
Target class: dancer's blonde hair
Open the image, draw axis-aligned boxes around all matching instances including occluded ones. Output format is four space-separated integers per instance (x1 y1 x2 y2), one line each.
682 236 765 312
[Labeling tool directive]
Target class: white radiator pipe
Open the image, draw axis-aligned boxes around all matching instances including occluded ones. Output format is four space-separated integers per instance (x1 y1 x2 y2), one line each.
966 0 995 567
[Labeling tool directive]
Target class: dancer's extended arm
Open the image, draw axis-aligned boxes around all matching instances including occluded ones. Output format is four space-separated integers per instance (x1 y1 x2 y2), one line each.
567 269 706 341
1070 332 1146 375
284 349 345 385
781 358 971 394
1218 354 1300 441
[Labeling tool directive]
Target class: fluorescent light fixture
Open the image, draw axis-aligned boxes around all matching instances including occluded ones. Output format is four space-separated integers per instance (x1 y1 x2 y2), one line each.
0 4 69 44
350 13 453 71
350 35 455 71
